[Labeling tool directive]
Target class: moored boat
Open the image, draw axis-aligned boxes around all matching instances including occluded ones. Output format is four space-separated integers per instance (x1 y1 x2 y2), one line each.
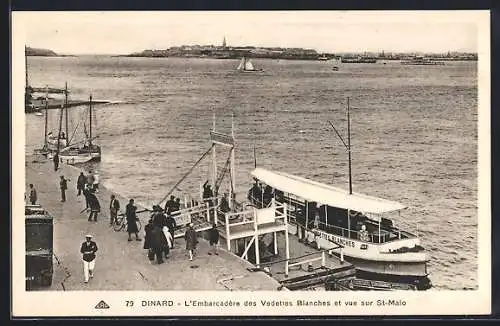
246 98 431 289
59 95 102 164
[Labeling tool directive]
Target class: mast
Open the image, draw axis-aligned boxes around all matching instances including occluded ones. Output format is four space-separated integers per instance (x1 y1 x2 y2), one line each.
89 94 93 144
56 104 64 154
25 46 28 89
44 86 48 147
347 97 352 195
64 82 68 143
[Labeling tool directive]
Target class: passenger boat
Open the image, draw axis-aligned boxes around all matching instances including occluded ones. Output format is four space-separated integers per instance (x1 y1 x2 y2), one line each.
246 98 431 290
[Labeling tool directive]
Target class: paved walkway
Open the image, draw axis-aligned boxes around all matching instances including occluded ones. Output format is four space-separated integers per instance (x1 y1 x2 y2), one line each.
25 156 281 291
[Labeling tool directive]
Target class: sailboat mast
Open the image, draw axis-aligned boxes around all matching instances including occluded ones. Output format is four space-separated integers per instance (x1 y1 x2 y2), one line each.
64 82 68 142
25 46 28 89
44 87 48 147
89 94 93 143
56 104 64 154
347 97 352 195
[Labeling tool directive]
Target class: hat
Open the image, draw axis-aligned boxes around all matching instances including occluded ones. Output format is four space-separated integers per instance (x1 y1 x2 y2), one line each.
85 234 92 238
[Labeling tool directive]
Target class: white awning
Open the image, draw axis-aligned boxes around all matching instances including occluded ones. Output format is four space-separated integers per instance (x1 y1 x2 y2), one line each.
251 167 407 214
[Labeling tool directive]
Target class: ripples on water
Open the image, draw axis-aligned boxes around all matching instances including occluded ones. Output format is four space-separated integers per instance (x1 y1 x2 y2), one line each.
25 56 478 290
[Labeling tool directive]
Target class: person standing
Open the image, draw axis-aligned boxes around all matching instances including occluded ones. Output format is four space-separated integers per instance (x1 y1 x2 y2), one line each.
150 225 166 264
164 195 175 215
80 234 98 283
28 184 37 205
125 199 141 241
77 172 86 196
144 218 154 260
162 226 172 258
185 223 197 261
165 213 177 248
82 183 91 209
109 194 120 225
59 176 68 202
219 192 230 213
87 191 101 221
93 170 100 193
208 223 219 256
53 152 59 171
87 171 95 191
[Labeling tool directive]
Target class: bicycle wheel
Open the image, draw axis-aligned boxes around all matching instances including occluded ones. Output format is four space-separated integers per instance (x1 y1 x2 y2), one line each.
113 219 125 232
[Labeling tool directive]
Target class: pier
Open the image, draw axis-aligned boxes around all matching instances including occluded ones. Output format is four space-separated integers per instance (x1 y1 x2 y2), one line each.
25 156 282 291
27 98 110 112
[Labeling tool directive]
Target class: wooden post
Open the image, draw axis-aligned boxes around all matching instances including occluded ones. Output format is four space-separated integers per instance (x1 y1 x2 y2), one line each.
347 209 351 239
255 234 260 267
212 146 217 191
273 232 278 255
225 212 231 251
340 247 344 264
378 218 381 243
325 205 328 231
284 204 290 277
321 251 326 267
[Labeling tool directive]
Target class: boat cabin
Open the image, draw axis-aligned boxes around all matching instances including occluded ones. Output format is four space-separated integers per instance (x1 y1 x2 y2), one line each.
248 168 419 245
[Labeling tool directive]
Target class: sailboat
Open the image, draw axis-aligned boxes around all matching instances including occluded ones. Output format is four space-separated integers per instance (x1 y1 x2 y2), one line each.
45 83 69 148
236 56 263 73
58 95 101 164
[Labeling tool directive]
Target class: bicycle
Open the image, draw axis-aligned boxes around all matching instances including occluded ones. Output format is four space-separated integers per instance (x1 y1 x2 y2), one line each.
113 215 142 233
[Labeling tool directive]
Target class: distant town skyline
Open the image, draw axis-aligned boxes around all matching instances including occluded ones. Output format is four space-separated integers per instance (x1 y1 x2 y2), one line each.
14 11 484 55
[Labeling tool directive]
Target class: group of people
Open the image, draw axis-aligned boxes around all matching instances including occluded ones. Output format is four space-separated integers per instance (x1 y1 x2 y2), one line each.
75 171 101 222
143 205 176 264
163 195 182 216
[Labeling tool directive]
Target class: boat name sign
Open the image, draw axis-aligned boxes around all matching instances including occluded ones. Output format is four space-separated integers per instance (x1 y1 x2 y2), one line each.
315 229 356 248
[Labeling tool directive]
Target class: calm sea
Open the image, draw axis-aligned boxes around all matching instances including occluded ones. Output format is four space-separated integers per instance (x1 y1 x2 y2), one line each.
24 56 478 290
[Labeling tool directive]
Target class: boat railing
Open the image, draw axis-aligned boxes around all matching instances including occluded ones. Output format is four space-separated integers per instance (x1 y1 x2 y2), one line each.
221 200 288 233
313 221 416 244
171 201 217 227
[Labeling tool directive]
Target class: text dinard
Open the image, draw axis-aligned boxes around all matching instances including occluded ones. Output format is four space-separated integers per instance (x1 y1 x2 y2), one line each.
139 299 407 307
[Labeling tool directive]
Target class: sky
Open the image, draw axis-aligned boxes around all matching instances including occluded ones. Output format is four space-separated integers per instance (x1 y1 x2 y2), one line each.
13 11 485 55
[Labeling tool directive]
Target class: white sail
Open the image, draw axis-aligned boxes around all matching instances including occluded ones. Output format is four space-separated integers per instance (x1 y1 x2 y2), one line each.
237 58 245 70
244 60 255 71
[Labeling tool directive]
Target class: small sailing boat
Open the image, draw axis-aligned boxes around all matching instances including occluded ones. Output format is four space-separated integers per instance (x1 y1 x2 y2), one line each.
59 95 101 164
236 56 264 73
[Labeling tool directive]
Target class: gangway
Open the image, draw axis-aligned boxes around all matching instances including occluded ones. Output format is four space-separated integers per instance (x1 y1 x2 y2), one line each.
170 201 218 238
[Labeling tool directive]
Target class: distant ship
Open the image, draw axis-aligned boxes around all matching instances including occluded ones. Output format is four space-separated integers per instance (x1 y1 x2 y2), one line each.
341 56 377 63
401 57 445 65
237 56 264 73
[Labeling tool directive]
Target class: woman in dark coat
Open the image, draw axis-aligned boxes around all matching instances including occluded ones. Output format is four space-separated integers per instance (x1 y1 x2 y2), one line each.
185 223 197 261
125 199 141 241
87 192 100 222
150 225 167 264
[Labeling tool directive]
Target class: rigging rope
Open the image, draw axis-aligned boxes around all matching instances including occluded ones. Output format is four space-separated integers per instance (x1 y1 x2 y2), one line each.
68 107 89 145
214 150 232 196
156 144 215 207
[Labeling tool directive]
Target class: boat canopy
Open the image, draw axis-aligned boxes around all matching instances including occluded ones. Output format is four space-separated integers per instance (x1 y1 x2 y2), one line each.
251 167 407 214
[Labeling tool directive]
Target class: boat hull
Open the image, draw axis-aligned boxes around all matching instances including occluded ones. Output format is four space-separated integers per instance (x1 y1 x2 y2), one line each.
288 223 429 278
59 153 101 164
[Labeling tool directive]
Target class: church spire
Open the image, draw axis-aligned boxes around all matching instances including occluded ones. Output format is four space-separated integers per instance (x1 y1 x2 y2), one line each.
222 35 227 49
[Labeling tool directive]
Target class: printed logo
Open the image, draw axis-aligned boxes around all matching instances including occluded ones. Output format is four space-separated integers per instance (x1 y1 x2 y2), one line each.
95 300 110 309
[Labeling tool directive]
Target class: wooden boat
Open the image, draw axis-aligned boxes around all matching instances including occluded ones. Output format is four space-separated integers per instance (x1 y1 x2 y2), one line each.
237 56 264 73
58 95 101 164
246 98 431 290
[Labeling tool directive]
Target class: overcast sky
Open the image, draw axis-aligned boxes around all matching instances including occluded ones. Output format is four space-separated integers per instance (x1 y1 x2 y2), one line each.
13 11 484 55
